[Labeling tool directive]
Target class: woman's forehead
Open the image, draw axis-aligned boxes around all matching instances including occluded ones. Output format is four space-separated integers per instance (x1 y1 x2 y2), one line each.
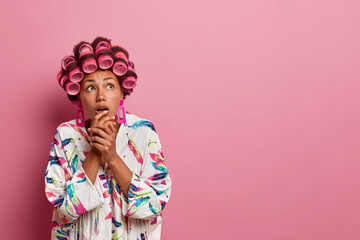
83 70 117 83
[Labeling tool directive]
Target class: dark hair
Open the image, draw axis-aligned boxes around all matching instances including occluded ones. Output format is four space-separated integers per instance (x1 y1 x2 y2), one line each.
65 36 136 102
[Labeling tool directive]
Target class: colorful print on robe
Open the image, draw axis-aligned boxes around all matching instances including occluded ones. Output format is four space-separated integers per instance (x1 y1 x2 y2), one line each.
112 229 123 240
76 172 86 183
149 202 160 214
112 217 122 227
54 225 71 239
99 174 111 199
50 195 64 209
148 150 168 181
128 182 146 199
49 155 72 181
46 192 64 209
128 139 143 164
148 138 156 148
94 208 100 236
66 148 80 174
61 137 77 149
50 135 59 153
110 179 122 207
127 120 156 132
126 196 151 217
137 232 148 240
150 217 157 225
64 183 87 218
59 122 90 143
49 155 66 166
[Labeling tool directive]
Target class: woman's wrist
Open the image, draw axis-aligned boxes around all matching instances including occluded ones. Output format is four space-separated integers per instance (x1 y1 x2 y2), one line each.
89 147 101 160
82 148 102 184
106 153 120 167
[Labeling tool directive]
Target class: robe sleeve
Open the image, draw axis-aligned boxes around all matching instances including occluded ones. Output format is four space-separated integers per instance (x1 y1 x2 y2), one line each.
120 129 172 220
44 127 104 223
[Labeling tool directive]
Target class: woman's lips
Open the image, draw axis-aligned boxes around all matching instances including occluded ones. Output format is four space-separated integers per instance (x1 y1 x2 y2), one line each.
96 108 109 114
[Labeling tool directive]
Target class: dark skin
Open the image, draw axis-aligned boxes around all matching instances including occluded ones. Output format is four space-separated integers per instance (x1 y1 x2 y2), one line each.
79 70 133 198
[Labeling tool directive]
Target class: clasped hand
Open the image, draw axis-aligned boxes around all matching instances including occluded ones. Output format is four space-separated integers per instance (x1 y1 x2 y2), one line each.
88 110 119 164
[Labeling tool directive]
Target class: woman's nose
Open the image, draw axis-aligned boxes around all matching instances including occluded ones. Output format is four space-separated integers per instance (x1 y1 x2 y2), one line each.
96 90 106 102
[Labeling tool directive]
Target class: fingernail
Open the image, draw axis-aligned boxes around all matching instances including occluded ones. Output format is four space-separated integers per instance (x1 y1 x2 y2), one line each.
112 116 115 119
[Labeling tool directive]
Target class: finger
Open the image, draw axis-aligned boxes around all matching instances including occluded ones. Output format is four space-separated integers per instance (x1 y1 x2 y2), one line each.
92 110 109 128
91 140 111 152
97 115 116 127
89 121 115 139
109 122 117 135
90 135 110 146
96 120 115 136
103 121 115 135
96 115 115 127
90 141 105 153
89 127 110 139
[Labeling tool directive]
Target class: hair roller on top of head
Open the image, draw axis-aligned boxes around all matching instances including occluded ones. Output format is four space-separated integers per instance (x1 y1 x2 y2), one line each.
93 39 113 69
111 45 129 76
122 67 137 89
57 71 67 88
128 60 134 69
61 56 84 82
58 74 80 95
57 70 65 86
57 69 81 95
122 76 137 89
65 79 81 95
78 43 97 73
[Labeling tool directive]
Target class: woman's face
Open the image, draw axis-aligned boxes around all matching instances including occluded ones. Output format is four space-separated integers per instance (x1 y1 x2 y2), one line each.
79 70 123 121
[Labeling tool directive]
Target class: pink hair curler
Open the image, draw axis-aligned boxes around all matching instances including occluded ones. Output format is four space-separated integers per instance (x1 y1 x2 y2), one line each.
68 67 84 82
57 70 65 86
79 43 97 73
95 41 113 69
61 56 75 70
69 67 84 82
97 54 113 69
112 60 128 76
112 51 128 76
64 77 81 95
61 56 84 82
57 70 63 80
128 60 134 68
114 51 128 60
122 76 137 89
58 74 68 88
117 99 126 124
95 41 111 53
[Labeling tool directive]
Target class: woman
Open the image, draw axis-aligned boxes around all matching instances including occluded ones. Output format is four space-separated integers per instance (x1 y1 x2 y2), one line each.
45 36 172 240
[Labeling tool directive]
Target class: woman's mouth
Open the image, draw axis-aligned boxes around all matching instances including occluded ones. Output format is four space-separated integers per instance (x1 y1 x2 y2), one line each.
96 107 109 114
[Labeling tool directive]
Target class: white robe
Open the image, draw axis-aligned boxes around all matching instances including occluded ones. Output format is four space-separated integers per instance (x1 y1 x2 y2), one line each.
45 113 172 239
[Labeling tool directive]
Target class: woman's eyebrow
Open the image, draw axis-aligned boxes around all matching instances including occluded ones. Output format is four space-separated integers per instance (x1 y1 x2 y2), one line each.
84 77 115 83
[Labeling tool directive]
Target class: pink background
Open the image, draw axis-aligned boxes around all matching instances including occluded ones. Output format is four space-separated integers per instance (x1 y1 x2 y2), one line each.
1 0 360 239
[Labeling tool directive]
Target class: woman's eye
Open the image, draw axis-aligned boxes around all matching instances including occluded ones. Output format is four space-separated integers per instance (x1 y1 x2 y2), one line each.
86 86 95 91
107 84 114 90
